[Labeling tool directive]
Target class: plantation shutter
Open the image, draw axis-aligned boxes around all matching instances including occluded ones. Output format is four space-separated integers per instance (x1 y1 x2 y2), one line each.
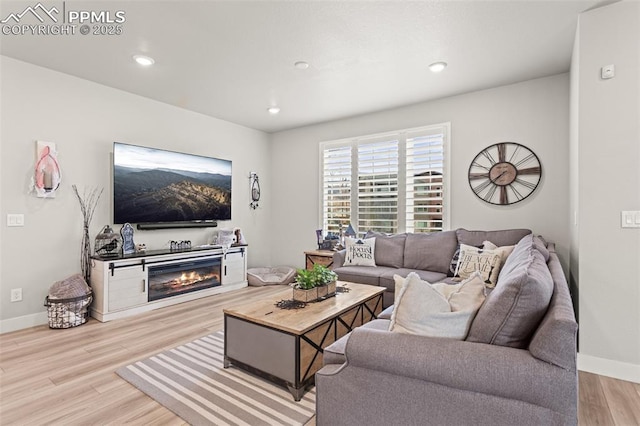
320 123 449 238
322 145 352 234
357 137 399 234
405 128 445 233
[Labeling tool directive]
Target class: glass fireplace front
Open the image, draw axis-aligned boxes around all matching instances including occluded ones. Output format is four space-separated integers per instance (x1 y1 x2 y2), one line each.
148 257 222 301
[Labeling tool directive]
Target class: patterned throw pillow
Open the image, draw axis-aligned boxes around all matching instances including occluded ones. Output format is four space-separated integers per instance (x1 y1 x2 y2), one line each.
448 244 483 277
344 237 376 267
483 240 516 282
453 244 502 287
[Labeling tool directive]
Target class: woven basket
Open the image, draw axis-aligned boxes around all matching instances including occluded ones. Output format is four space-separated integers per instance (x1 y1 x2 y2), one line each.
44 292 93 329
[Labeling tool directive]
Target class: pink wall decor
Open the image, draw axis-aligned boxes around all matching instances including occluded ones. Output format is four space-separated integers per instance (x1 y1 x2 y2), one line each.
34 141 61 198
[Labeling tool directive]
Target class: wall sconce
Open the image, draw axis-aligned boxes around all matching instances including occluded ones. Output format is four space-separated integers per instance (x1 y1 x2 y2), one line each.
249 172 260 210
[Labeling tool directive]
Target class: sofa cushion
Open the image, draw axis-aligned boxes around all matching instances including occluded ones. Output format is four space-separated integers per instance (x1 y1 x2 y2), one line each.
528 251 578 371
344 237 376 266
403 230 458 274
453 244 502 287
389 272 486 339
365 231 407 268
466 234 553 348
456 228 531 247
533 235 550 262
379 268 448 294
323 319 390 366
333 265 399 287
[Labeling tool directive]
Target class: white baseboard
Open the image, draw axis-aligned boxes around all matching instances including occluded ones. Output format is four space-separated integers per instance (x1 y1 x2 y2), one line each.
0 311 48 334
578 353 640 384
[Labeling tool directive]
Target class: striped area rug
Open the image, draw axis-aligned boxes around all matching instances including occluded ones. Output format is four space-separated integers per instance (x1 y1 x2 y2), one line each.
117 331 316 426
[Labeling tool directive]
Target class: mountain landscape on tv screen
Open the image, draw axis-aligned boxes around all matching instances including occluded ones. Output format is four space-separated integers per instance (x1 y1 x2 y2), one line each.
114 166 231 223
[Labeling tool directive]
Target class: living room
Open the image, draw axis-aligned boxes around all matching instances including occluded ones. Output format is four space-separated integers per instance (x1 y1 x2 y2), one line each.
1 0 638 424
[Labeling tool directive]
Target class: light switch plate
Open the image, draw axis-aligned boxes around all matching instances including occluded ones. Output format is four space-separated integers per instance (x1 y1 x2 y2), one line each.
7 214 24 227
621 211 640 228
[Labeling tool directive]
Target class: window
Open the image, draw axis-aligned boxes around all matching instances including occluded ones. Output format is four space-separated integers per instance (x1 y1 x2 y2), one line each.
320 123 450 235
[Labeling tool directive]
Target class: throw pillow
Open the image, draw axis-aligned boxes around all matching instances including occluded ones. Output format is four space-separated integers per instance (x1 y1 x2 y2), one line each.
448 243 483 277
482 240 515 285
389 272 486 339
453 244 501 287
365 231 406 268
343 237 376 267
466 234 553 348
448 246 462 277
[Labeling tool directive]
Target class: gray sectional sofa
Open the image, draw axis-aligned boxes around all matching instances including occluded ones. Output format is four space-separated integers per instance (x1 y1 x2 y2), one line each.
317 230 578 425
333 228 532 307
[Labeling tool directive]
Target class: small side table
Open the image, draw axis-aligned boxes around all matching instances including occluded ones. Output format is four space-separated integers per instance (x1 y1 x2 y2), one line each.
304 250 335 270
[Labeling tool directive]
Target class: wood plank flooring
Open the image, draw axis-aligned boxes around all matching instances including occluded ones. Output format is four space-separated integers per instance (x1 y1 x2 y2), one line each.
1 285 638 425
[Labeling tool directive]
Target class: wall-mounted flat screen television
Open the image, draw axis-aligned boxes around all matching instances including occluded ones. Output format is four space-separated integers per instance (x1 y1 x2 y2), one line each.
113 142 231 226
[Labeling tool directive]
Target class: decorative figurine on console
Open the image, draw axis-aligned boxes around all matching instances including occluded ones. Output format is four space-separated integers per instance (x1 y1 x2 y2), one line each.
344 223 357 239
120 223 135 255
95 225 121 257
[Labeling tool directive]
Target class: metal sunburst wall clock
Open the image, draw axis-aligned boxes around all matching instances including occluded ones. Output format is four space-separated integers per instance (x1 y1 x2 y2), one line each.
468 142 542 205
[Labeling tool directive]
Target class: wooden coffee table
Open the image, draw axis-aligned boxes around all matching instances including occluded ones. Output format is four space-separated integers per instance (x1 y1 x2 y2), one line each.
223 282 384 400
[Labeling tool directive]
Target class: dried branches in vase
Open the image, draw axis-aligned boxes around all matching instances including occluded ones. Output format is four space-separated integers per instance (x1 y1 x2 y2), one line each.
72 185 103 284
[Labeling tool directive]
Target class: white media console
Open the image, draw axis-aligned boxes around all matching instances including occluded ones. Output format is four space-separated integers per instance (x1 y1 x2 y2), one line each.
90 245 248 322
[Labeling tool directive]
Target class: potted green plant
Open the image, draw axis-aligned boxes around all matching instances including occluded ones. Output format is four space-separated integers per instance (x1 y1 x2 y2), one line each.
292 265 338 302
313 264 338 298
292 268 318 302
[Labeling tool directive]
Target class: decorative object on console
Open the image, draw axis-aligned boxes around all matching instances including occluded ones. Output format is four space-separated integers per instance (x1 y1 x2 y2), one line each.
468 142 542 205
234 227 247 244
120 223 135 255
249 172 260 209
33 141 61 198
344 237 376 267
217 229 236 256
94 225 122 258
72 184 103 283
169 240 191 250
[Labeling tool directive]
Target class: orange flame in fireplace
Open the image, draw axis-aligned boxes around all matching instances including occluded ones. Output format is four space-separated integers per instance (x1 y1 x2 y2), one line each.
179 271 203 286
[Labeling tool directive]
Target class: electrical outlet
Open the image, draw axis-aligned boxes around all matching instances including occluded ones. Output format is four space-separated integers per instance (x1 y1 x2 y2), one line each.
10 288 22 302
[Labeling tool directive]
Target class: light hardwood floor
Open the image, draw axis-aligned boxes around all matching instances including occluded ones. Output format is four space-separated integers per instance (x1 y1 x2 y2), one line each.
1 285 638 425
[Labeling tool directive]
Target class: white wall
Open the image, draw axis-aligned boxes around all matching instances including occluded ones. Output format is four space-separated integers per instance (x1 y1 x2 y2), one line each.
0 57 272 331
572 1 640 381
270 74 570 271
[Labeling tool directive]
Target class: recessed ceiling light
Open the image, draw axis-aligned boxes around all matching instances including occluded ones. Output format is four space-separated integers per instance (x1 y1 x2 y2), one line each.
267 106 281 115
133 55 155 66
428 61 447 73
294 61 310 70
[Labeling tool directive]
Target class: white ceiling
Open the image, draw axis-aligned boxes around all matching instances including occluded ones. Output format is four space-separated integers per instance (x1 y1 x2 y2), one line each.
0 0 606 133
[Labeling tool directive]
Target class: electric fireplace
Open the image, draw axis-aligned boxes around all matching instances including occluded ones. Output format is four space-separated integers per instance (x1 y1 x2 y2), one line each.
148 257 222 301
